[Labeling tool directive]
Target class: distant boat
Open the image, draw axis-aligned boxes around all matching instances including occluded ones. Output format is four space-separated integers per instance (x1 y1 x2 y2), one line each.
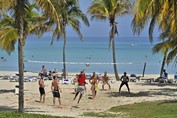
131 43 136 46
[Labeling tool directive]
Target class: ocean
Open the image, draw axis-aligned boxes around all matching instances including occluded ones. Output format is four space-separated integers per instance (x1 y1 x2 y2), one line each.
0 36 176 75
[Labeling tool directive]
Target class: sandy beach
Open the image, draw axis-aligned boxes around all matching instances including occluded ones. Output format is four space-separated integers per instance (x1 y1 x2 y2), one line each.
0 71 177 117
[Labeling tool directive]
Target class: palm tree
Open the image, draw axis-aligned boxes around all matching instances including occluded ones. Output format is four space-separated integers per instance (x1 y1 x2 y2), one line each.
88 0 131 80
50 0 89 79
132 0 177 69
132 0 177 41
0 0 65 112
152 40 171 77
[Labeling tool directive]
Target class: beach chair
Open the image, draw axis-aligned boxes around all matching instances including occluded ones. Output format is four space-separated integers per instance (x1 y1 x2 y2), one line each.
129 74 137 82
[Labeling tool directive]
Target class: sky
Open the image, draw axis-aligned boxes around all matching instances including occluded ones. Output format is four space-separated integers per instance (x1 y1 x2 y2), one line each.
65 0 160 38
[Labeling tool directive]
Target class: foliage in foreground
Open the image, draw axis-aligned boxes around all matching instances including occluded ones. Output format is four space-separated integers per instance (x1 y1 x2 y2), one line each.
0 111 73 118
83 100 177 118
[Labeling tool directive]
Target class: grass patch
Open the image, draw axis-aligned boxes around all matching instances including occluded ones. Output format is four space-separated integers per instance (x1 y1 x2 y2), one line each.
0 111 73 118
83 112 119 117
109 100 177 118
83 100 177 118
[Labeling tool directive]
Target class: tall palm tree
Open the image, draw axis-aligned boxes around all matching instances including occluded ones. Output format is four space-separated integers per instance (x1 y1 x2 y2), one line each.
51 0 89 79
88 0 131 80
0 0 64 112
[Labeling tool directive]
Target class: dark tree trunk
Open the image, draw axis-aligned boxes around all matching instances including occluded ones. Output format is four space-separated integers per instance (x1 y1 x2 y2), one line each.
18 39 24 112
112 38 119 80
16 0 25 112
160 54 167 77
63 29 66 79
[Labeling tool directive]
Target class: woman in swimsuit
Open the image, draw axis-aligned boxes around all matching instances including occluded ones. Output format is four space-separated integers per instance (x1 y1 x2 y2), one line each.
89 72 99 99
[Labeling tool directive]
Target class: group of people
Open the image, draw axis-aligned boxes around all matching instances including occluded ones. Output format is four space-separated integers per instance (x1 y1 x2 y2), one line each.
38 74 62 106
72 71 130 102
40 65 58 78
38 69 131 107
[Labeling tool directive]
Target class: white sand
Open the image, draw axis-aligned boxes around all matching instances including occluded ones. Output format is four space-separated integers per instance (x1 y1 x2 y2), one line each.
0 71 177 117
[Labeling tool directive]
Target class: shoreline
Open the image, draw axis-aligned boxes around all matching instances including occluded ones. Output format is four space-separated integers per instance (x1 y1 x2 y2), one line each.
0 71 175 79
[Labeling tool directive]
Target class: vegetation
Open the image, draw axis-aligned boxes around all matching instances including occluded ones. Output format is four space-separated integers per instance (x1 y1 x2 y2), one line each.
0 111 72 118
0 0 65 112
152 39 171 77
50 0 89 79
88 0 131 80
83 100 177 118
0 0 177 115
132 0 177 66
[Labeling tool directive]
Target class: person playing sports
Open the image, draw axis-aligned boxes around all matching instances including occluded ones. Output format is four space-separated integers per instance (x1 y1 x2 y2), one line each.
89 72 99 99
119 72 130 93
73 70 86 104
102 71 111 90
51 76 62 107
39 75 45 103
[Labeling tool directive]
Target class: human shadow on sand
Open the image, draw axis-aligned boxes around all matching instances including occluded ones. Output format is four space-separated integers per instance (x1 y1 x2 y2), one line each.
0 89 15 94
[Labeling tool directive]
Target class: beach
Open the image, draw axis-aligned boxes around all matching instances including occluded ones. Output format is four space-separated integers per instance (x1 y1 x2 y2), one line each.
0 71 177 117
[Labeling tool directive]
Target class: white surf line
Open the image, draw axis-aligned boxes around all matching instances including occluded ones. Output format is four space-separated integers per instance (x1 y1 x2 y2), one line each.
25 60 144 65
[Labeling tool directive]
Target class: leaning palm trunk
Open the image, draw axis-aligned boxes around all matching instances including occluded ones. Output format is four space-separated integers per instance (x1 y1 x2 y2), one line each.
160 54 167 77
16 0 25 112
63 29 67 79
110 24 119 80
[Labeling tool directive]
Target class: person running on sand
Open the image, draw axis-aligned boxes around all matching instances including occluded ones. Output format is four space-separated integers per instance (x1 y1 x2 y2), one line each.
89 72 99 99
119 72 130 93
73 70 86 104
39 75 45 103
102 71 111 90
51 76 62 106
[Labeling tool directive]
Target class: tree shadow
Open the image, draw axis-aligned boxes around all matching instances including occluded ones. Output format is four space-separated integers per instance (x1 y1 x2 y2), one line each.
0 105 17 111
138 82 177 87
150 88 177 97
0 89 15 94
106 87 177 97
106 91 151 97
24 107 46 113
0 106 46 113
157 99 177 105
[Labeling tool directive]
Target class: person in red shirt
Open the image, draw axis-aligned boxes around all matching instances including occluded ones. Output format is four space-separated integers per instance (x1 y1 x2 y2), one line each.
73 70 86 104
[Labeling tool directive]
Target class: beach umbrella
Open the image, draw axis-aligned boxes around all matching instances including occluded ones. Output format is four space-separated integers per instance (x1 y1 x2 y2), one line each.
130 74 136 77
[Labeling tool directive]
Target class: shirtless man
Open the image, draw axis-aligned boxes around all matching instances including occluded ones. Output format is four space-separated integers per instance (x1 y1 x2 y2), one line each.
39 75 45 103
102 71 111 90
89 72 99 99
51 76 62 106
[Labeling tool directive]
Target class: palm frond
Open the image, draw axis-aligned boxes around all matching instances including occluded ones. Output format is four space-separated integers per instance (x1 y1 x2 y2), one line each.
0 27 18 54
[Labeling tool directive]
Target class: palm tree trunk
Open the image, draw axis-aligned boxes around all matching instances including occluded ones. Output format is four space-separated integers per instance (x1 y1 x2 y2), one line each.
160 54 167 77
63 29 66 79
16 0 25 112
18 39 24 112
112 38 119 80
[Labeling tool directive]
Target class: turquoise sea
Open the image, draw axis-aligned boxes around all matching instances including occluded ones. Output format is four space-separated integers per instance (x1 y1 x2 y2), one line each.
0 36 176 75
